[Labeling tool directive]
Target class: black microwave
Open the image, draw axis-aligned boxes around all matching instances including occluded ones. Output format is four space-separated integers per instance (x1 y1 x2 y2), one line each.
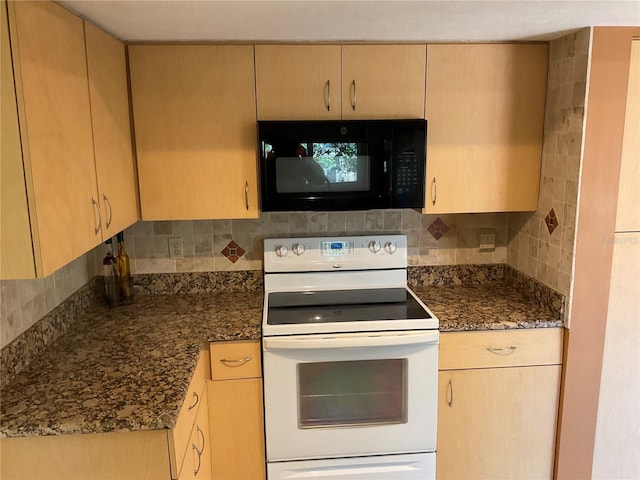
258 119 427 212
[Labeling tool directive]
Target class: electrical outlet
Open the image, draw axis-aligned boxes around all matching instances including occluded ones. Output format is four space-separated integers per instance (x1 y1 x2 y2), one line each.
478 228 496 252
168 237 183 259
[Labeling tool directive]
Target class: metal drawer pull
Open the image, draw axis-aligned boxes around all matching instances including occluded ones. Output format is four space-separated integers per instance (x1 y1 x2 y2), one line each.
192 425 205 476
431 177 437 206
244 181 249 210
350 80 357 111
103 194 113 229
487 346 517 355
220 356 252 367
447 378 454 407
188 391 199 411
325 80 331 111
91 197 102 235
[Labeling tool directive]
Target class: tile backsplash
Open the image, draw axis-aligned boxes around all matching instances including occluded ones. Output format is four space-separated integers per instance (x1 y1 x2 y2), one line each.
121 210 509 274
507 28 590 300
0 245 103 349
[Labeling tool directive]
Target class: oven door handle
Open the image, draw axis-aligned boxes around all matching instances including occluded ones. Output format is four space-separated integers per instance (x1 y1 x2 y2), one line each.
263 331 439 350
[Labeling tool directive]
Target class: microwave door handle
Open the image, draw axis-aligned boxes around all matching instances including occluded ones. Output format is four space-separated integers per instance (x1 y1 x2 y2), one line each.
263 331 439 350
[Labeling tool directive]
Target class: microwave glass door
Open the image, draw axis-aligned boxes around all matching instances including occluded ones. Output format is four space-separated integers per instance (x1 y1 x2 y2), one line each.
269 142 370 194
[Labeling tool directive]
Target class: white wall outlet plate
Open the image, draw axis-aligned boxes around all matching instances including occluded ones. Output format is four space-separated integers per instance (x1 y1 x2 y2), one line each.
169 237 184 258
478 228 496 252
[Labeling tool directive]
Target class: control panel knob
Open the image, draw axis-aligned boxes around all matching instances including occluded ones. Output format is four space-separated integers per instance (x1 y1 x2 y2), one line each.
368 241 381 253
275 245 288 257
292 243 305 256
385 242 398 254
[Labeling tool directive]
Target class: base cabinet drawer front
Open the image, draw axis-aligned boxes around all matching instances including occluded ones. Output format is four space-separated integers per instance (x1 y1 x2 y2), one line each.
210 340 261 380
178 388 212 480
170 350 211 479
208 377 266 480
439 328 564 370
437 365 561 480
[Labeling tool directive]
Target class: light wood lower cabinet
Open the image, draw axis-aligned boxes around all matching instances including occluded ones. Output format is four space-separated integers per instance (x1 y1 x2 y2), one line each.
208 341 266 480
437 329 563 480
179 387 212 480
0 351 211 480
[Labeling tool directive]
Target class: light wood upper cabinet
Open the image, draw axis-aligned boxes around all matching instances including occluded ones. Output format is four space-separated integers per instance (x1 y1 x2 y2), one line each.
615 39 640 232
437 329 563 480
7 0 102 276
425 44 548 213
2 1 138 279
255 45 342 120
1 0 34 279
341 44 426 119
85 21 139 238
255 44 426 120
129 45 259 220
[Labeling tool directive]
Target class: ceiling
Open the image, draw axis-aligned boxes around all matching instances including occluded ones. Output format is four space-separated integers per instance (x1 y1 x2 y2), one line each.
59 0 640 43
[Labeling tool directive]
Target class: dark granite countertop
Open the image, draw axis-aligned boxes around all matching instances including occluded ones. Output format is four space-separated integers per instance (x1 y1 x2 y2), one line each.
0 282 562 438
0 292 262 438
413 284 564 331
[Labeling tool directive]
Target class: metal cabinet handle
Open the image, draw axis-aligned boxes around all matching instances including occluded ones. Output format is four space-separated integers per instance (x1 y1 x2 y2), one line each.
91 197 102 235
431 178 437 206
188 391 199 411
487 346 517 355
103 194 113 229
325 80 331 112
350 80 357 111
447 378 454 407
220 356 252 367
192 425 205 476
244 181 249 211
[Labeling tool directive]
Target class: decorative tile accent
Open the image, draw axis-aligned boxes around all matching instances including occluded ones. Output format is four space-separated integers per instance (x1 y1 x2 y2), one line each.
427 217 449 240
545 208 559 235
221 240 245 264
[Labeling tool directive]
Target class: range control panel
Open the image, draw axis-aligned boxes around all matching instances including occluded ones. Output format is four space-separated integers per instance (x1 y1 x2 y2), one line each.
264 235 408 273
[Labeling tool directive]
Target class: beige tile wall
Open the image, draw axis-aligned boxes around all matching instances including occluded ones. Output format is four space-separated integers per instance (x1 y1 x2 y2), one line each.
122 210 509 274
0 244 103 349
508 28 590 297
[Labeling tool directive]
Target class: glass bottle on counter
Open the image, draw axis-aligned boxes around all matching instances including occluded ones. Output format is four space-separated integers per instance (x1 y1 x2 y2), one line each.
103 247 118 308
116 232 133 304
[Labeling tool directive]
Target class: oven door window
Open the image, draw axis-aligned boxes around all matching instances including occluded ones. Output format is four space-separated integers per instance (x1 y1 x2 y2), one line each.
297 359 407 428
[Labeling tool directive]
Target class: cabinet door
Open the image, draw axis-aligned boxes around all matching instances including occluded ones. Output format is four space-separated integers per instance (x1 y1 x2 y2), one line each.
85 21 139 237
425 44 547 213
208 378 266 480
129 45 258 220
341 45 426 119
9 0 101 276
437 366 561 480
255 45 341 120
615 39 640 231
179 388 212 480
1 0 34 279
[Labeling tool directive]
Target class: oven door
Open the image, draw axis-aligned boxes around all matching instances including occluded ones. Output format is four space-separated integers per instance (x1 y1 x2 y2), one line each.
262 330 439 462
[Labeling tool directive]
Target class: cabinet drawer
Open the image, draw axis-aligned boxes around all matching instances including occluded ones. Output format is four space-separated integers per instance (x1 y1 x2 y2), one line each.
210 341 261 380
169 350 210 479
439 328 564 370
